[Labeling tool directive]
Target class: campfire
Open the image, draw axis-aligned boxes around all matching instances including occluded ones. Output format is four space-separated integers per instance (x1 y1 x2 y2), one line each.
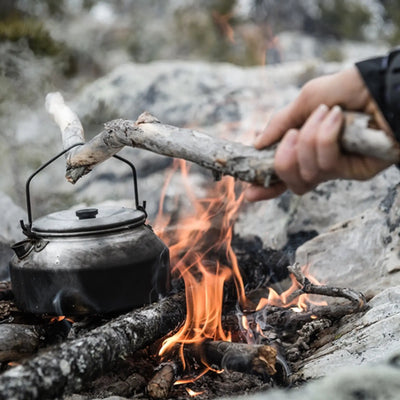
144 160 366 398
0 138 367 399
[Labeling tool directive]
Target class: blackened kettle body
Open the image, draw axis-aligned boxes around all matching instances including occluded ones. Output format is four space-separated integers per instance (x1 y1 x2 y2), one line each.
10 149 170 315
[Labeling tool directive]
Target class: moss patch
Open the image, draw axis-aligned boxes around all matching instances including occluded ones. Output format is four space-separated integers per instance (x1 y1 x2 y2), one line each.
0 17 62 56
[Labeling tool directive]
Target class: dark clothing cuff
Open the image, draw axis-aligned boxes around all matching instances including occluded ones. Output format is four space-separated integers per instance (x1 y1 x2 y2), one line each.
356 53 400 142
355 57 385 114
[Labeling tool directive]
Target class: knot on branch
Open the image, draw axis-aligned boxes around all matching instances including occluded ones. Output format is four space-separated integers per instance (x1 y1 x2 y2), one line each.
136 111 160 125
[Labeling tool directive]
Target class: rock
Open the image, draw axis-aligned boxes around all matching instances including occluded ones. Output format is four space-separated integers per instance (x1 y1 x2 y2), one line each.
281 184 400 382
295 182 400 294
236 166 400 250
222 351 400 400
73 59 336 131
297 287 400 380
62 395 88 400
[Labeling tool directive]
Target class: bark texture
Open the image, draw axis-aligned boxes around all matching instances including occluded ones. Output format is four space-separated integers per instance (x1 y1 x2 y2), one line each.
0 324 43 362
147 363 178 399
0 293 185 400
199 340 277 376
46 93 400 186
61 111 277 186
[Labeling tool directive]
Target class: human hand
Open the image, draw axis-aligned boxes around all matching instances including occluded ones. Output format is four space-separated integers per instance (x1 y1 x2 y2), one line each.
245 66 393 202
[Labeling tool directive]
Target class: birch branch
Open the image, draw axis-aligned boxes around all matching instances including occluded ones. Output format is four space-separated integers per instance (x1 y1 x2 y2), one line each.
46 92 400 187
0 293 186 400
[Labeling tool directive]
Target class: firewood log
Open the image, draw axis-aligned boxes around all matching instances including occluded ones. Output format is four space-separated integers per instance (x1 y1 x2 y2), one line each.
0 324 44 362
0 293 185 400
198 340 278 376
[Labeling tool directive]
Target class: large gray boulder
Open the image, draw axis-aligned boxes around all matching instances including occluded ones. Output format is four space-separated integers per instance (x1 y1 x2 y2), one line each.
220 351 400 400
237 166 400 249
73 59 329 129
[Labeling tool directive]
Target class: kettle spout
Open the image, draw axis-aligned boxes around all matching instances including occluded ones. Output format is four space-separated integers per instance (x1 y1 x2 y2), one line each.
11 240 34 259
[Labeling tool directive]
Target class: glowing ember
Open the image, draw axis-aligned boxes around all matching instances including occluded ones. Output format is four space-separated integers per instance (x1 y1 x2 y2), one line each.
7 362 20 367
186 388 205 397
49 316 74 324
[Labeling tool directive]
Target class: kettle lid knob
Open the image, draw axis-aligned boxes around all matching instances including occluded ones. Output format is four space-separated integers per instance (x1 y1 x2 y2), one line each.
76 208 98 220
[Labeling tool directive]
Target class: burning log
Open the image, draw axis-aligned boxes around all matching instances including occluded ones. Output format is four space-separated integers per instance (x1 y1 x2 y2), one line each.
45 92 400 186
147 342 280 399
0 293 185 400
198 340 277 377
287 263 367 318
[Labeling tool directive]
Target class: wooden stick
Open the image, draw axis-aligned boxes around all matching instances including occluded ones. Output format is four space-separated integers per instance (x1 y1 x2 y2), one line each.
287 263 367 316
0 293 186 400
45 92 84 149
0 324 44 363
147 362 178 399
45 92 88 179
46 92 400 186
191 340 277 377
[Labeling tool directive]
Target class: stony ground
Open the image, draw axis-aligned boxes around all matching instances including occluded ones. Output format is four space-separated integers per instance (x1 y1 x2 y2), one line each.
1 23 399 399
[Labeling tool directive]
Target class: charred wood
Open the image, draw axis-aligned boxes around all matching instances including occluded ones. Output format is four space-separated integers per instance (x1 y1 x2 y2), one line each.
191 340 277 377
0 293 186 400
284 318 332 362
0 324 44 363
147 362 179 399
103 372 147 398
287 263 367 317
0 282 13 301
46 93 400 186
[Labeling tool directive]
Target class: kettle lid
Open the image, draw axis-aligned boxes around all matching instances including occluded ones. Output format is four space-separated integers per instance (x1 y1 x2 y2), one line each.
31 207 146 236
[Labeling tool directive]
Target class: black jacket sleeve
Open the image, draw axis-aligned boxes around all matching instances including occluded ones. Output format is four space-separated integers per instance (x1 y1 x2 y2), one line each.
356 51 400 141
355 57 385 115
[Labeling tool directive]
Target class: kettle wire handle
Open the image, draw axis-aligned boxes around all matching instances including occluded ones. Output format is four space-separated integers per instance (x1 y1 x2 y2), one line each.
25 143 145 228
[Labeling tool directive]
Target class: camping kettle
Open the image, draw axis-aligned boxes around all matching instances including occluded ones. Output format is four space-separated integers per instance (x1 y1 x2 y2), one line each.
9 145 170 315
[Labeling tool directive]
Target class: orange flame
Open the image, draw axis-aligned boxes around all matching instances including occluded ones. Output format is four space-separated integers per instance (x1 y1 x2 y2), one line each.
49 316 74 324
7 362 20 367
155 158 326 381
186 388 205 397
156 160 245 367
255 266 327 312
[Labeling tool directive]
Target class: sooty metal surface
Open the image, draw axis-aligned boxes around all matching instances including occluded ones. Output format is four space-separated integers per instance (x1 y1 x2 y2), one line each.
10 225 170 315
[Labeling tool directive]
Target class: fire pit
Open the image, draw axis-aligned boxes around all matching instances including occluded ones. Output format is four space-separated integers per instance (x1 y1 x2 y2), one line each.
0 159 368 400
